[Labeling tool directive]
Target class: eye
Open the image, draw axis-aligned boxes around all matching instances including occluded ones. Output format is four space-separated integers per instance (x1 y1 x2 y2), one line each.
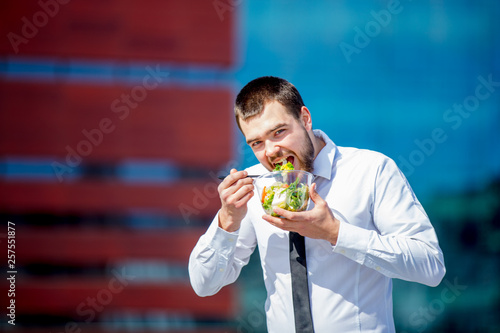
275 129 285 136
251 141 262 148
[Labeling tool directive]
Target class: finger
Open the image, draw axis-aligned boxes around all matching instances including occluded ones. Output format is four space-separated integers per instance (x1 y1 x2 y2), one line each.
230 183 255 205
274 208 313 225
220 170 249 188
262 214 291 230
227 190 254 209
309 183 323 204
221 176 254 198
272 207 297 220
222 175 253 197
219 179 254 207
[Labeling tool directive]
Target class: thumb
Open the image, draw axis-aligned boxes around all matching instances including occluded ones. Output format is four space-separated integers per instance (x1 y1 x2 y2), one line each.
309 183 323 203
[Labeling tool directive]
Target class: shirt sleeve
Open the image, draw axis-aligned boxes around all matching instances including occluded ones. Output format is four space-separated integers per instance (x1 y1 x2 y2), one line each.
188 211 257 296
334 156 446 287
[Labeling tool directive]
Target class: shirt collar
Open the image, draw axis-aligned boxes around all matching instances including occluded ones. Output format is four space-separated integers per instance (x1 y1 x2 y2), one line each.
311 129 338 181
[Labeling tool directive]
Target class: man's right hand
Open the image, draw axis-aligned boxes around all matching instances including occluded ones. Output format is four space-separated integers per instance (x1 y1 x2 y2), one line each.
218 168 254 232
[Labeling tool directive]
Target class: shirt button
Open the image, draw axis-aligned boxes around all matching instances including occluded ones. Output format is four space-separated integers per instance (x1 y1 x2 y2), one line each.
376 266 381 271
340 250 346 254
219 268 224 272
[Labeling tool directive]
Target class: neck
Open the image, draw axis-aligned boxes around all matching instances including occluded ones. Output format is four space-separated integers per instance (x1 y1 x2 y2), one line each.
312 132 326 160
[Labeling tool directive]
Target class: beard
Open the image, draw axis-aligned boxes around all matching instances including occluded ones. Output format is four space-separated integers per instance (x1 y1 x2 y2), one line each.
271 127 315 172
298 128 315 172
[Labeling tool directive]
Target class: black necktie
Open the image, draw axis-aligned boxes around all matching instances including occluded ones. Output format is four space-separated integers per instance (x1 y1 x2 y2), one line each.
289 231 314 332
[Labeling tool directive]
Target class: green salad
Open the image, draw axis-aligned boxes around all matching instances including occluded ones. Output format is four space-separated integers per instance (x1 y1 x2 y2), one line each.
273 161 294 171
261 163 310 216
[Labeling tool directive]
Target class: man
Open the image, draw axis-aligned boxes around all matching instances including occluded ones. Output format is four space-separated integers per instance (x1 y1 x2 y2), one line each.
189 76 445 332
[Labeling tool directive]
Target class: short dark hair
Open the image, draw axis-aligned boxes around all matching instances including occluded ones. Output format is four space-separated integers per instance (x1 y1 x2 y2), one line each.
234 76 305 131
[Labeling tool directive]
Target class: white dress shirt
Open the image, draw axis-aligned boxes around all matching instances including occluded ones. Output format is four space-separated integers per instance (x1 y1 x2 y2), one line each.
189 130 446 332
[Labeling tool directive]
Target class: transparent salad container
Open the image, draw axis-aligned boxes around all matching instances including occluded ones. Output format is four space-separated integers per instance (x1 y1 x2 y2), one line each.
254 170 314 216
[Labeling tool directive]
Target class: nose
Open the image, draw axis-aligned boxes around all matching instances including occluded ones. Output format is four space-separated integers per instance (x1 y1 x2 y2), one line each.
265 140 280 157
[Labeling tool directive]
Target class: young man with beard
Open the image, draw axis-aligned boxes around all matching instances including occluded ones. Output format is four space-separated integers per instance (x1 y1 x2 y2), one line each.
189 76 446 332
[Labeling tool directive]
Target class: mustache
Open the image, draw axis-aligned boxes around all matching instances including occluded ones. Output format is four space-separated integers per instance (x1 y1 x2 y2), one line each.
269 152 293 163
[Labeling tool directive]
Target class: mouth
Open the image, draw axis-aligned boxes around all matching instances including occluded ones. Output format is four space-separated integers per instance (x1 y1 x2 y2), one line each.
272 155 295 169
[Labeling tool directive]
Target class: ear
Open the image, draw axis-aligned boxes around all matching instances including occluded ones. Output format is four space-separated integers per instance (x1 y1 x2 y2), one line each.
300 106 313 131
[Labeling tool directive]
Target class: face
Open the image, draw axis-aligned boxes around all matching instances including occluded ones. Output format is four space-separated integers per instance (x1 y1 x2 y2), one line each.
240 101 315 172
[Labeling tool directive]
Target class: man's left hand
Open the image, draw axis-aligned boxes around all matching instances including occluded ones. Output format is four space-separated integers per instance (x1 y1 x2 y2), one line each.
262 183 340 245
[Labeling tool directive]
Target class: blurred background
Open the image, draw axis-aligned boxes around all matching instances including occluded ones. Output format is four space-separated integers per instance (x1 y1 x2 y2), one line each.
0 0 499 332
